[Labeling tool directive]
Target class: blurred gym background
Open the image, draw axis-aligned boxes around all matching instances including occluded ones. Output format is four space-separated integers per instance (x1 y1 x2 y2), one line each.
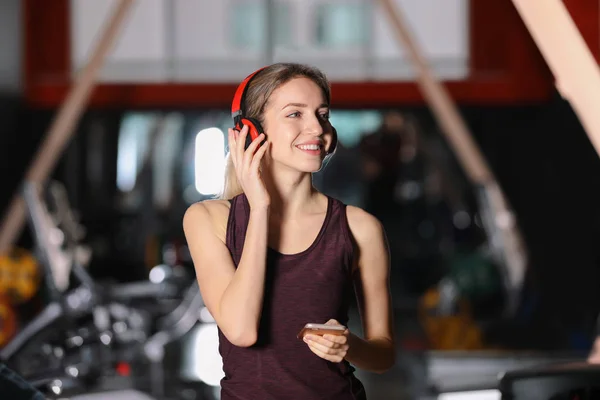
1 1 600 399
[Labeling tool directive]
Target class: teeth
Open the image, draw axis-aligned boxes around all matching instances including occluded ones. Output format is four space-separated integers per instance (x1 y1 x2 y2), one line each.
297 144 320 150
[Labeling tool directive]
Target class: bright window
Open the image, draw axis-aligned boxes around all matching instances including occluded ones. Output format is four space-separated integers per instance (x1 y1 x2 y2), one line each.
116 113 157 192
230 1 292 51
195 128 226 195
314 3 369 48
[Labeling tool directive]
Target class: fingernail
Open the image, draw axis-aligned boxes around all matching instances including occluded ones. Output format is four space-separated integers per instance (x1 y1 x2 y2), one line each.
305 335 313 341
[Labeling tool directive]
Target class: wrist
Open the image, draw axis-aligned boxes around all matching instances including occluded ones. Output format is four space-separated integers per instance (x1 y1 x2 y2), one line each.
345 332 361 360
249 204 270 215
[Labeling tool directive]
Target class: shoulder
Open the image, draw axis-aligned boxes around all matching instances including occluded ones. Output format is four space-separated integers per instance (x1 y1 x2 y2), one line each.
183 199 231 223
345 206 389 271
345 205 386 245
183 199 231 243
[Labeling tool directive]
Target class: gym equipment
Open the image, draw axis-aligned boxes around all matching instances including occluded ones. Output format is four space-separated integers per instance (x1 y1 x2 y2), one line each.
1 182 113 396
0 181 212 399
0 0 135 254
474 184 527 318
0 297 17 348
419 286 484 351
499 362 600 400
141 282 207 398
444 252 504 303
418 249 509 350
0 183 163 396
47 180 189 312
0 247 41 304
378 0 528 318
47 181 92 272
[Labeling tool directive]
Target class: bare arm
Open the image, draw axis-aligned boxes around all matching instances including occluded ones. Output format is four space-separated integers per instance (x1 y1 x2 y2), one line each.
183 200 269 347
344 206 395 373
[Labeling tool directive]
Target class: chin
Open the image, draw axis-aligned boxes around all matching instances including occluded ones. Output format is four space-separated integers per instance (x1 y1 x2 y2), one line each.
273 155 325 173
300 159 326 173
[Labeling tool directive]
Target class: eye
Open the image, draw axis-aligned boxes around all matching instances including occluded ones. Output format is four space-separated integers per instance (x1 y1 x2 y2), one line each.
287 112 301 118
319 112 330 120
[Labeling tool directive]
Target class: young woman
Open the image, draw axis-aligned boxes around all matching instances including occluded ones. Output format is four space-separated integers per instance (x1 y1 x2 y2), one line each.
183 63 395 399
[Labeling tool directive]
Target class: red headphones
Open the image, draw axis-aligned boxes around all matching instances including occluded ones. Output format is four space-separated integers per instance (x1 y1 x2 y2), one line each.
231 67 267 149
231 66 337 154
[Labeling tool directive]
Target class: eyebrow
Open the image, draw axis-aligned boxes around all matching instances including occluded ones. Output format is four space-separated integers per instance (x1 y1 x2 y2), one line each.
281 103 329 110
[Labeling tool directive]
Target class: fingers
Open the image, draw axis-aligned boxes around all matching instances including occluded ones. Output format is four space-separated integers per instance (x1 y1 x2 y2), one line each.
303 319 350 363
323 319 349 337
236 125 248 167
304 335 348 363
323 334 347 344
243 133 265 172
306 334 346 348
307 344 344 363
250 135 268 171
229 126 267 184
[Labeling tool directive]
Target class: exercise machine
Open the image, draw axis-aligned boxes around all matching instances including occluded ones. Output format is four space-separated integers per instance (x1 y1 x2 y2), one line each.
1 182 214 399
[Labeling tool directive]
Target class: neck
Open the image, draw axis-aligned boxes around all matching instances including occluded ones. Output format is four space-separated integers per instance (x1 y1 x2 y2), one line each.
262 163 317 217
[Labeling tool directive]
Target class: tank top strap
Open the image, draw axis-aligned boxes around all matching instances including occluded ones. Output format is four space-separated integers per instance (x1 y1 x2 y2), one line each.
323 197 355 270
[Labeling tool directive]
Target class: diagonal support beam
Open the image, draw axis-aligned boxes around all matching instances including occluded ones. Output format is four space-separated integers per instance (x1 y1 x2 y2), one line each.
511 0 600 158
0 0 136 253
377 0 492 185
378 0 528 316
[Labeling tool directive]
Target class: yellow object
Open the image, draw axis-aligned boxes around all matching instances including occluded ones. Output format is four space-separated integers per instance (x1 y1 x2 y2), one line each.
0 248 41 304
0 297 17 348
419 287 484 350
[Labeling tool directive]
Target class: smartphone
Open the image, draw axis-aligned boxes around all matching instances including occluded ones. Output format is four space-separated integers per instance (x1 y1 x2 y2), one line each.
297 323 346 339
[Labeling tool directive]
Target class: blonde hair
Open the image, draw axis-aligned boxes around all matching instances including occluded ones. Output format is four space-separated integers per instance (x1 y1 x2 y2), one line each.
221 63 332 199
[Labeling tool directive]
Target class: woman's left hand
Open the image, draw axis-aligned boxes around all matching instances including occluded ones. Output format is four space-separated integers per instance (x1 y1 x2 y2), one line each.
303 319 350 363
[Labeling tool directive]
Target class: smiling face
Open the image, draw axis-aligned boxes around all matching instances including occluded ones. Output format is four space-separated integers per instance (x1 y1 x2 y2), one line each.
261 77 334 173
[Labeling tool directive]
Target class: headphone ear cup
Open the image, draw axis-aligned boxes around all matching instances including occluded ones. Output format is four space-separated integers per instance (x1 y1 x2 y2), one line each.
241 117 265 149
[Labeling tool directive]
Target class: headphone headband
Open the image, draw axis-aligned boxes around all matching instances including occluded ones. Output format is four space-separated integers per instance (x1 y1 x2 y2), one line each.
231 66 267 124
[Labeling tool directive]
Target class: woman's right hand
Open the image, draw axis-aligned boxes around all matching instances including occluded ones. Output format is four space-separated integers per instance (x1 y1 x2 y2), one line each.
228 125 270 209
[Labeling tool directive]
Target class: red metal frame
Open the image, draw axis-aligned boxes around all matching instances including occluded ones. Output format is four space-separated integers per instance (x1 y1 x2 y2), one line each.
22 0 598 108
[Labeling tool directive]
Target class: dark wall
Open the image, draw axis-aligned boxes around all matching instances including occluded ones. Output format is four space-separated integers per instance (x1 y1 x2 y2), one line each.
0 102 51 250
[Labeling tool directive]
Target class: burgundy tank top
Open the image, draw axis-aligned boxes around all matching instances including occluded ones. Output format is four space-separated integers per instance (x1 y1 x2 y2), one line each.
219 193 367 400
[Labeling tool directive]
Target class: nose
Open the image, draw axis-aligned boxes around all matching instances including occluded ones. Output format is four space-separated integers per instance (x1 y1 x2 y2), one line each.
305 114 325 137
